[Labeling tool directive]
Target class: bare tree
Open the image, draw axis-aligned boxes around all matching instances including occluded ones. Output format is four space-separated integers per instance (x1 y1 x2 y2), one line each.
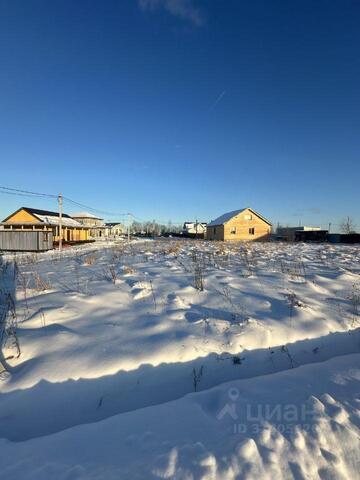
340 217 356 234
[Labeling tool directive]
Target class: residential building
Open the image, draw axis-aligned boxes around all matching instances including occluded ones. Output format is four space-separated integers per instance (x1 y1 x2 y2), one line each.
1 207 90 243
206 208 271 241
71 212 105 238
104 222 125 237
182 221 207 238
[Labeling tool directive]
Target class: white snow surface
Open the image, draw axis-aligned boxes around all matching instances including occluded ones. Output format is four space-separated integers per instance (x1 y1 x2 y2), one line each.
0 239 359 479
71 211 103 220
35 214 84 228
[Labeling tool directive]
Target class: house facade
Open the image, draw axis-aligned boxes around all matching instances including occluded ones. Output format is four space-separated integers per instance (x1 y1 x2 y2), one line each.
1 207 90 243
206 208 271 241
71 212 105 238
182 222 207 238
104 222 125 237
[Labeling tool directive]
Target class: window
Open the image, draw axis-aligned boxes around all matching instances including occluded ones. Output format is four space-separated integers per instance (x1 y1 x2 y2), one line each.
244 214 252 220
249 227 255 235
230 227 236 234
214 227 217 234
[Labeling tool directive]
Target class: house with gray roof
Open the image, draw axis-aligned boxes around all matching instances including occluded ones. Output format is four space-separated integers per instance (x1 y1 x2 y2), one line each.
206 207 271 241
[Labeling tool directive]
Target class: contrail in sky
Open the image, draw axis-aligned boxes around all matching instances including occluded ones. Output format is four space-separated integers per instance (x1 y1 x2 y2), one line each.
173 90 226 148
209 90 226 110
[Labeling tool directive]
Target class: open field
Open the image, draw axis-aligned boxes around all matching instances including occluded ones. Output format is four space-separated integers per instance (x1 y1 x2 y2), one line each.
0 240 359 479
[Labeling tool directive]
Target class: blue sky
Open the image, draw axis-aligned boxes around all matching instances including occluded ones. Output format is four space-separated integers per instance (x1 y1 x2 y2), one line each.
0 0 359 229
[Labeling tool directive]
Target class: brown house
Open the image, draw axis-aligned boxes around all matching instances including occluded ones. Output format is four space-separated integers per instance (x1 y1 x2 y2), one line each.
206 208 272 241
1 207 90 243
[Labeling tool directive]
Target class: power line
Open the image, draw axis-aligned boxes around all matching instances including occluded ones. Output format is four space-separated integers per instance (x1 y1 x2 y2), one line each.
0 184 185 225
62 196 130 218
0 185 129 218
0 190 57 199
0 185 56 198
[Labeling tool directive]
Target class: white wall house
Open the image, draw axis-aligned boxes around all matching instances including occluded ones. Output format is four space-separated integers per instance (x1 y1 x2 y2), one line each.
182 222 207 237
104 222 125 237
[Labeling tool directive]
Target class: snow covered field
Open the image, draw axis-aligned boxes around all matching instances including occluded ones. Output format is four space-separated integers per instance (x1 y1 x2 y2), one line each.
0 239 359 479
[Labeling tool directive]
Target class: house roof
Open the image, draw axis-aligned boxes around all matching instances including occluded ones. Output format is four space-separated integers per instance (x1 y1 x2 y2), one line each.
71 211 103 220
23 207 72 219
105 222 123 227
184 222 207 225
183 222 207 230
2 207 86 228
207 208 272 227
208 209 245 227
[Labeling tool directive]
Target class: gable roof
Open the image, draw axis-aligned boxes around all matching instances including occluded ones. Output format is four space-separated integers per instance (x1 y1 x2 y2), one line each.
24 207 72 219
71 211 103 220
183 222 207 227
208 209 245 227
207 208 272 227
2 207 84 228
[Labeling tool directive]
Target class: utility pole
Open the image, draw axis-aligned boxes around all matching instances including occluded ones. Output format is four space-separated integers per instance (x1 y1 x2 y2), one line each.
328 222 332 234
127 213 131 243
58 193 63 252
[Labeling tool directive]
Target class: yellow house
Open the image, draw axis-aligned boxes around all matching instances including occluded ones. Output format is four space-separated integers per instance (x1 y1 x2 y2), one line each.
206 208 272 241
71 211 106 238
1 207 90 243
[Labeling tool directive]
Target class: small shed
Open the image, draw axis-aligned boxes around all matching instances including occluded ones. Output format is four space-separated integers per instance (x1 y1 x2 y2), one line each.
0 230 53 252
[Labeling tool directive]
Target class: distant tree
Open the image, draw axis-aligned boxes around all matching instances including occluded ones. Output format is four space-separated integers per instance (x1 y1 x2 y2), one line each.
340 217 356 234
131 221 142 234
144 222 151 235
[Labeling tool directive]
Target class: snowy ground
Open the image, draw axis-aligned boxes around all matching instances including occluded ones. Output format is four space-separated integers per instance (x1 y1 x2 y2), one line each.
0 239 359 479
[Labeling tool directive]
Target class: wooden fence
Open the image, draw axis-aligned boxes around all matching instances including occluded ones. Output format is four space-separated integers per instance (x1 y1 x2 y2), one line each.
0 231 53 252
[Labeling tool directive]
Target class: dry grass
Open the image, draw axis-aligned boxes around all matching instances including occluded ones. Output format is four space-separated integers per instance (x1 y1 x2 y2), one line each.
164 241 182 256
191 250 205 291
83 253 97 266
347 283 360 326
32 272 52 292
123 266 135 275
